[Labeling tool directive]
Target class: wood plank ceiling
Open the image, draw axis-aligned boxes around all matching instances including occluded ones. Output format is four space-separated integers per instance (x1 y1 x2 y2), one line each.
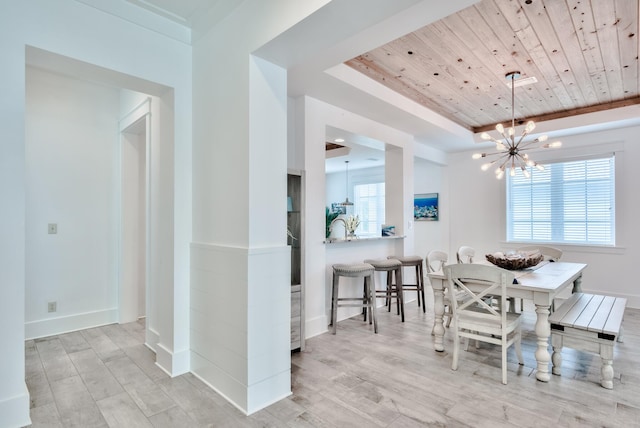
346 0 640 133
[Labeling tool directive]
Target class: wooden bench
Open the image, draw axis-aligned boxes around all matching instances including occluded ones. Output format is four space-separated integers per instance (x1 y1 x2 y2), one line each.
549 293 626 389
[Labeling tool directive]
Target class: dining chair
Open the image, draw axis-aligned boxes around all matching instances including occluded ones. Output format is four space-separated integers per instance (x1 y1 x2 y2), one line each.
445 263 524 385
426 250 457 328
457 245 515 312
456 246 475 264
516 245 563 262
516 245 563 311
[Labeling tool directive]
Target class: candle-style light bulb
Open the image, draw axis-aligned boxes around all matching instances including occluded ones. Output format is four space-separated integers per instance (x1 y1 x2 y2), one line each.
525 121 536 133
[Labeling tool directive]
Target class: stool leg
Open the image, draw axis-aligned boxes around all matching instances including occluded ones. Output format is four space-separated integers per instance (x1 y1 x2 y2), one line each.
366 275 378 333
331 272 339 334
396 267 404 322
362 280 368 322
393 270 399 314
418 263 426 313
386 272 392 311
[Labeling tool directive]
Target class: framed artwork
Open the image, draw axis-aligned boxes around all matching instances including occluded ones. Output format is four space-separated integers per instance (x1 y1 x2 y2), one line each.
414 193 439 221
381 225 396 236
331 202 346 215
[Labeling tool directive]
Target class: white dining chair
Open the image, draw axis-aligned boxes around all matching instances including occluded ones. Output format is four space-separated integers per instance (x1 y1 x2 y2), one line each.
457 245 515 312
516 245 563 262
456 246 475 264
446 263 524 385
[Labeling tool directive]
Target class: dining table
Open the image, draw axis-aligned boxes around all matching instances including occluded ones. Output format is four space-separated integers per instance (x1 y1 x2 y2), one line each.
428 260 587 382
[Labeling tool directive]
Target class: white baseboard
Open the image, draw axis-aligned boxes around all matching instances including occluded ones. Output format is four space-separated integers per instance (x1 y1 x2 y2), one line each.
25 308 118 340
155 342 190 377
0 381 31 428
304 314 328 339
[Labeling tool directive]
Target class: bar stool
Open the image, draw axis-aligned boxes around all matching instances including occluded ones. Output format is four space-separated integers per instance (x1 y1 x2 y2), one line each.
364 258 404 322
330 263 377 334
388 255 425 312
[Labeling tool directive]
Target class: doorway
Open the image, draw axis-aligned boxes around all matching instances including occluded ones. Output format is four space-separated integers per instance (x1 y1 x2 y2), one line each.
119 100 151 323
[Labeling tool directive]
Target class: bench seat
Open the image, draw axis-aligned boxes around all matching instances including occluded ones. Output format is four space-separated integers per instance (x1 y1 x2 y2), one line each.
549 292 626 389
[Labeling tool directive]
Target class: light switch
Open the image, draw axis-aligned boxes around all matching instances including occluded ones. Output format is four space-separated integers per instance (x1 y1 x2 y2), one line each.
48 223 57 234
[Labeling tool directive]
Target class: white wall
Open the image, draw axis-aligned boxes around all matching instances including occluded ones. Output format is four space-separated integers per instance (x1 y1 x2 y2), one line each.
1 2 192 425
447 125 640 307
25 67 120 338
413 158 449 263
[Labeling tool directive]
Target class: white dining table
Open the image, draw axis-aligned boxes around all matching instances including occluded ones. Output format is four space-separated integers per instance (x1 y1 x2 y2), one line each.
428 261 587 382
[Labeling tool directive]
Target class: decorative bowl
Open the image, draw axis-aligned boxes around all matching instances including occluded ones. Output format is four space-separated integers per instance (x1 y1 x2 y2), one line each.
485 252 544 270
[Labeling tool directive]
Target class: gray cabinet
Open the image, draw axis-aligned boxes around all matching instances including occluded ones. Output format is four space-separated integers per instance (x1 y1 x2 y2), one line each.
288 172 304 351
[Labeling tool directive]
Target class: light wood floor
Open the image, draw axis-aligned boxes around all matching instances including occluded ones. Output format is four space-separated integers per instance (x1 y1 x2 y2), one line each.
26 296 640 427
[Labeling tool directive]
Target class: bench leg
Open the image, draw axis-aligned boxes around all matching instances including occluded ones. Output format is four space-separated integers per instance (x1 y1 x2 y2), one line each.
617 325 624 343
600 344 614 389
551 333 563 376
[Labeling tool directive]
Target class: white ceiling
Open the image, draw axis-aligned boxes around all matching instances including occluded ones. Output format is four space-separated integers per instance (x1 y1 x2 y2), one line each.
125 0 226 26
324 126 386 174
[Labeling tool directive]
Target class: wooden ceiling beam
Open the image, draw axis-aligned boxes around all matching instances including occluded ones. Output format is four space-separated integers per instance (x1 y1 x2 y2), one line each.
472 96 640 134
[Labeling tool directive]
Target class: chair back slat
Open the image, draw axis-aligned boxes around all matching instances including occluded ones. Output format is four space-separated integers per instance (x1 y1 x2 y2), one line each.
446 264 515 326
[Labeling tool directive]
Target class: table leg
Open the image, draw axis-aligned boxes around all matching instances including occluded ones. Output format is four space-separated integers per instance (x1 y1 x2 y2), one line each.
572 274 583 293
534 304 551 382
432 284 445 352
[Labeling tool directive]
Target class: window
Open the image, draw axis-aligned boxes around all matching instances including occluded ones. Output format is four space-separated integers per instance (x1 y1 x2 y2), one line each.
507 155 615 245
354 182 385 237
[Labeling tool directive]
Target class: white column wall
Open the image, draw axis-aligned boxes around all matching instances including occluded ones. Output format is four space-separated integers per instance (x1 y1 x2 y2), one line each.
0 25 29 428
190 0 329 415
1 2 192 424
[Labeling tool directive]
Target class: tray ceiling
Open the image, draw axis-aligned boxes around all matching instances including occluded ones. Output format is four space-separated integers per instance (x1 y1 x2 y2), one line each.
345 0 640 133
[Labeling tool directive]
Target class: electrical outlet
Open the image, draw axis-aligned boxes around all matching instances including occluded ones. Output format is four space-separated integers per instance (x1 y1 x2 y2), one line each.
48 223 57 234
47 301 57 313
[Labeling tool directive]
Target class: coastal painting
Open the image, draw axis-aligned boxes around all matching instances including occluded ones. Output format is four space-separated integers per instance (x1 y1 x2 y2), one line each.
414 193 439 221
330 203 346 215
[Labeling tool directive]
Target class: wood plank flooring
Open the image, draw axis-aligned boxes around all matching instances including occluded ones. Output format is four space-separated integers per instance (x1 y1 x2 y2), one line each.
26 296 640 427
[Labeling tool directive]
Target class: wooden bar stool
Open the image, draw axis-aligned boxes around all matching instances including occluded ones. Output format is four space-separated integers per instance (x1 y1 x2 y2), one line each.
389 255 425 312
364 258 404 322
330 263 377 334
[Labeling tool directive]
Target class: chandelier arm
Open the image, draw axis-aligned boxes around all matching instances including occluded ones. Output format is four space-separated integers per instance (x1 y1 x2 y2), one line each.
496 155 511 171
480 151 509 158
516 146 543 153
514 131 530 148
516 154 530 168
519 137 547 148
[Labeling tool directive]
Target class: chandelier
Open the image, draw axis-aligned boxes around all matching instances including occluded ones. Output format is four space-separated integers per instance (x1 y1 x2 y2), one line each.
472 71 561 179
